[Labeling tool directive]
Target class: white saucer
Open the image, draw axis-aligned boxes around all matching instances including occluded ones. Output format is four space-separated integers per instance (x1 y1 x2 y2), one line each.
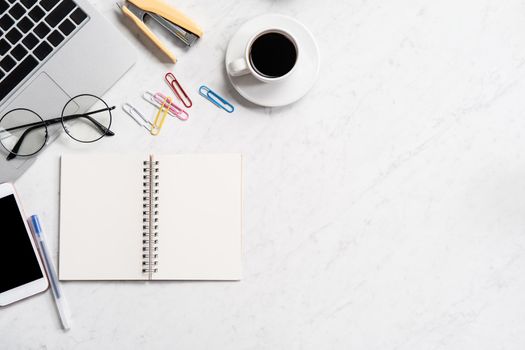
225 14 320 107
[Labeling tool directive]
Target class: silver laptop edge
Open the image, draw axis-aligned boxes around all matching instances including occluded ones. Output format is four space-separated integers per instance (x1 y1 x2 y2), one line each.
0 0 136 183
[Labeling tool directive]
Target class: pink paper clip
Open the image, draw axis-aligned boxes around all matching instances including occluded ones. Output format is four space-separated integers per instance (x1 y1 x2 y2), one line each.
154 92 189 121
143 91 189 121
165 72 192 108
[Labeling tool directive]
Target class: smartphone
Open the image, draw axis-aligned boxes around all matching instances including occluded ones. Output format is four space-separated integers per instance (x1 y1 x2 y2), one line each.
0 183 48 306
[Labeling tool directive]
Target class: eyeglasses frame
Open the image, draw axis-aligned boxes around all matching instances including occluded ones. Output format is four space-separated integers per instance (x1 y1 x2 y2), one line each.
0 94 115 161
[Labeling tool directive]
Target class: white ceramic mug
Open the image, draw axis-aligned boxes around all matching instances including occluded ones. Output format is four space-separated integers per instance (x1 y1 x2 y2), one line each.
228 28 299 83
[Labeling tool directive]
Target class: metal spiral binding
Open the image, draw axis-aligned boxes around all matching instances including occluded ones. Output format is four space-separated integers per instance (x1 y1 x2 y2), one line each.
142 157 160 278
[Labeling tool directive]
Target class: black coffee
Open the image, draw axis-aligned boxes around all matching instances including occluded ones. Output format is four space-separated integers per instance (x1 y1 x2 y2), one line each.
249 32 297 78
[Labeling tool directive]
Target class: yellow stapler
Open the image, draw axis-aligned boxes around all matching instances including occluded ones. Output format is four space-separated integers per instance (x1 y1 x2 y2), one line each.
118 0 203 63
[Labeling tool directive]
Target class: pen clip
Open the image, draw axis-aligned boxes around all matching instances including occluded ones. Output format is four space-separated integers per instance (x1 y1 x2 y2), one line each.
30 215 42 237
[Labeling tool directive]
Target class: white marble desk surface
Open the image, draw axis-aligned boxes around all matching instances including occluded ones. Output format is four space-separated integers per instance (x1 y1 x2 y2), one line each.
3 0 525 349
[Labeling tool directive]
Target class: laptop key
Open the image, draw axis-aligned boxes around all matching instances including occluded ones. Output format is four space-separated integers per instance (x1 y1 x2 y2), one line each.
0 55 16 72
45 0 75 28
22 33 38 50
70 7 87 25
39 0 59 11
28 5 45 22
17 17 34 34
47 30 64 47
9 3 26 20
0 55 38 102
33 41 52 60
58 18 75 36
34 22 50 38
0 0 8 13
0 14 15 31
11 44 28 61
0 38 10 55
0 70 4 81
21 0 37 9
6 28 23 45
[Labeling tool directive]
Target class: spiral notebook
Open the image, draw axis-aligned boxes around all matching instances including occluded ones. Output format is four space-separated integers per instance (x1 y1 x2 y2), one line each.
59 154 242 281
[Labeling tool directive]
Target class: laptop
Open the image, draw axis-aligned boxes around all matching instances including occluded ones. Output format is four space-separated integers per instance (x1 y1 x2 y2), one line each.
0 0 136 182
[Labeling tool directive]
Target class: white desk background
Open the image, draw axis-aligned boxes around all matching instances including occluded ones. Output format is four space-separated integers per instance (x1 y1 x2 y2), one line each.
3 0 525 349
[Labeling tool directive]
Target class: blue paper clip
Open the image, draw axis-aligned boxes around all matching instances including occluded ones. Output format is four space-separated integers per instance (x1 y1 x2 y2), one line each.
198 85 234 113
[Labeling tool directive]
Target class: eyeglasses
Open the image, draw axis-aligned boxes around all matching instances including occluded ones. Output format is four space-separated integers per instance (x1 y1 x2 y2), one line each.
0 94 115 161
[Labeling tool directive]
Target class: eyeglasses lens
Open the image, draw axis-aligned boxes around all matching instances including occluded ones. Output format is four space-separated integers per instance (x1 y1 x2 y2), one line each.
61 94 112 143
0 109 47 157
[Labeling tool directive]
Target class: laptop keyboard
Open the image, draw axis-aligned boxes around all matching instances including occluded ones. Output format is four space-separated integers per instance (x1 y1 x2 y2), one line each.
0 0 89 103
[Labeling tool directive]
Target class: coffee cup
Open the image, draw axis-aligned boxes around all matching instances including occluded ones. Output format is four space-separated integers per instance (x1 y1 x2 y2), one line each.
228 28 299 83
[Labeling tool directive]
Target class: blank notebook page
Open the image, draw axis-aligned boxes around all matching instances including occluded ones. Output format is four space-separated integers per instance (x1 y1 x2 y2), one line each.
59 155 145 280
154 154 242 280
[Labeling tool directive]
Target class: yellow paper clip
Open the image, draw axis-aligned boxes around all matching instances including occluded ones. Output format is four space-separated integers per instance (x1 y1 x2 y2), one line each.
150 96 171 136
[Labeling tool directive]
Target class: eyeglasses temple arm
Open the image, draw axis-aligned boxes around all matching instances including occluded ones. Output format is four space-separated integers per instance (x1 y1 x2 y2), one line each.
1 119 54 133
62 106 115 136
62 114 114 136
6 124 43 160
5 108 115 160
2 106 115 133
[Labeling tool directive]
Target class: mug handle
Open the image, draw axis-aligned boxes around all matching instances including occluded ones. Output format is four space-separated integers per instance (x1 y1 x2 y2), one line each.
228 57 251 77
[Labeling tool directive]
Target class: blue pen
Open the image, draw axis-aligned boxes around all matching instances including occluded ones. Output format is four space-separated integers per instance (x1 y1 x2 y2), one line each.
29 215 71 331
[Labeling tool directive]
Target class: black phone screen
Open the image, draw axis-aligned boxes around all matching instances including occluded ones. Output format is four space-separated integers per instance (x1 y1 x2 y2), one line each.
0 194 43 293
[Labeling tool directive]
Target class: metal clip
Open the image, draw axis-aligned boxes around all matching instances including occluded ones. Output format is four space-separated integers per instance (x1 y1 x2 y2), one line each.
154 92 189 121
165 72 192 108
150 96 172 136
198 85 234 113
122 103 153 131
143 91 189 121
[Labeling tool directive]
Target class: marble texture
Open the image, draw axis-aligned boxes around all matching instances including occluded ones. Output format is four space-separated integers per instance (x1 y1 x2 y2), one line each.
3 0 525 348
